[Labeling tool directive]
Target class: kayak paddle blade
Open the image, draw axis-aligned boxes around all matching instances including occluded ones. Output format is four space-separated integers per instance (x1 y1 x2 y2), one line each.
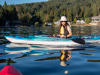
72 38 85 44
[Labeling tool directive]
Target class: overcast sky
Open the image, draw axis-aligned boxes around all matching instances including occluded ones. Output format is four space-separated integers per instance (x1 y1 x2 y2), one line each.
0 0 48 5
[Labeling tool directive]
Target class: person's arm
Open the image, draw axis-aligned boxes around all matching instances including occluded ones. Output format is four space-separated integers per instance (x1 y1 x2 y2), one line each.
66 26 72 38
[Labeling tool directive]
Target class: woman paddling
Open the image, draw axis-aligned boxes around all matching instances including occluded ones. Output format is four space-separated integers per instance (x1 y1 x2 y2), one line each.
59 16 72 38
53 16 72 38
54 16 72 38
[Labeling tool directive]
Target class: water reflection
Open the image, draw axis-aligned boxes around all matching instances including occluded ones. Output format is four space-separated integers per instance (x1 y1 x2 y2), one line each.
60 50 72 67
34 50 72 65
0 58 16 64
0 59 6 63
80 53 93 55
35 50 72 75
15 50 51 59
0 53 7 55
3 42 100 75
6 43 85 52
1 25 100 37
6 43 73 65
72 25 100 36
88 60 100 62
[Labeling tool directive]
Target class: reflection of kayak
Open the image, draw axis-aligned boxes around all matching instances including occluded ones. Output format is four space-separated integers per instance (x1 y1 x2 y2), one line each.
6 43 30 48
6 43 84 51
0 65 22 75
5 43 85 55
5 35 100 46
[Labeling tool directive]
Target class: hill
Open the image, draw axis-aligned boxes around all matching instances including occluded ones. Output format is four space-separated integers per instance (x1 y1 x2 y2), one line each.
0 0 100 26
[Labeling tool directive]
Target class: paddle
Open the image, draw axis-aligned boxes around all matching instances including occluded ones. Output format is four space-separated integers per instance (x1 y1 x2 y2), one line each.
71 38 85 45
58 35 85 45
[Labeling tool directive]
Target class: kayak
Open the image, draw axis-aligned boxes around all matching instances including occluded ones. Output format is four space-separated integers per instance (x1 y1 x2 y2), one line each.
0 65 22 75
5 35 100 46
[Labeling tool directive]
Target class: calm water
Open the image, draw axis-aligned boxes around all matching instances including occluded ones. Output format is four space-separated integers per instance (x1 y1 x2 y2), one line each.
0 25 100 75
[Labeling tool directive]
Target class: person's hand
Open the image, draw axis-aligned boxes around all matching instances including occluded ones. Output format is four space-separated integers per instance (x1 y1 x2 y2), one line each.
60 35 66 38
62 36 66 38
53 34 56 37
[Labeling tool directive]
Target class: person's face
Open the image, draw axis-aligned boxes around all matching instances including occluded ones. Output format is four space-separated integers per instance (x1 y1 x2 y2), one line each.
61 21 66 25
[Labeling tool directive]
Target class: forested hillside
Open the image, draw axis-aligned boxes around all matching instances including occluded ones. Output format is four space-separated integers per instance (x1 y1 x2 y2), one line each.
0 0 100 26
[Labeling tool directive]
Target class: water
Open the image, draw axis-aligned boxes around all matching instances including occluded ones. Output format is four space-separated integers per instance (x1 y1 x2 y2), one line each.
0 25 100 75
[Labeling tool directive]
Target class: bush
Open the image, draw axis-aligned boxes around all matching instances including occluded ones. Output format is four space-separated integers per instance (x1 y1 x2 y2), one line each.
85 18 91 24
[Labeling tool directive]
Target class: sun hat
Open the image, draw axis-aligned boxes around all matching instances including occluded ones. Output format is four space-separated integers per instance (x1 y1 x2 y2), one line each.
60 16 67 22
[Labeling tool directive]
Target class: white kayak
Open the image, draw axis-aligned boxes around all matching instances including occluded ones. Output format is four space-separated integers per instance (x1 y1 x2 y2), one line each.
5 35 100 46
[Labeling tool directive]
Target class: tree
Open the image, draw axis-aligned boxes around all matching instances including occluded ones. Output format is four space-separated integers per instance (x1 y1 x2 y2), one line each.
18 12 32 24
67 9 72 21
7 5 18 21
1 0 100 26
0 6 4 19
84 7 92 18
85 17 91 24
73 17 77 23
92 4 98 16
3 1 7 8
0 6 5 25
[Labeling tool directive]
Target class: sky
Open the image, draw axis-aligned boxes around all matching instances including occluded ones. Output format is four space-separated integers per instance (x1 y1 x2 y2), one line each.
0 0 48 5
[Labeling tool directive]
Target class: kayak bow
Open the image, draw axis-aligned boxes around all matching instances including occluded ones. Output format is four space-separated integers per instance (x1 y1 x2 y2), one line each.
0 65 22 75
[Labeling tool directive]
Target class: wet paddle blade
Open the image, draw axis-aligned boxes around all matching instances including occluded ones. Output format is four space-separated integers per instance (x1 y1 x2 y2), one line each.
72 38 85 44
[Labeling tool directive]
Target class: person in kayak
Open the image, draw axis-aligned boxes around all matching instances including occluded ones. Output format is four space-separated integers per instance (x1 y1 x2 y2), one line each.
59 16 72 38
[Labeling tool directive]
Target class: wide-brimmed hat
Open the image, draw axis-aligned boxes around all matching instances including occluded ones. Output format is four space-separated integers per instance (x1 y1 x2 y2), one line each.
60 16 67 22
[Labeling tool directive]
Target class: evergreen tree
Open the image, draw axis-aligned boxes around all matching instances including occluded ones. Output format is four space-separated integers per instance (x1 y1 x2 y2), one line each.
3 1 7 8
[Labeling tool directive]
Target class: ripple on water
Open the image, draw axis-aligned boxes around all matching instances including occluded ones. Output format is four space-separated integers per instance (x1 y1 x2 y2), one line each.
0 39 100 75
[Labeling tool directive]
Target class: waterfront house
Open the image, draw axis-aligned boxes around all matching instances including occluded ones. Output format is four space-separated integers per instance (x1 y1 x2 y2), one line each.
54 20 60 25
89 16 100 25
76 20 85 24
45 22 53 26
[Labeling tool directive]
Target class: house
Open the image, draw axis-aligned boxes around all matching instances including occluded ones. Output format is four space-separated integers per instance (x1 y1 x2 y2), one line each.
76 20 85 24
45 22 52 26
89 16 100 25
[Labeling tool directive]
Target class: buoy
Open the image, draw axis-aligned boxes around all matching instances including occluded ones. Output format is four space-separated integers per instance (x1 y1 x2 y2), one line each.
0 65 22 75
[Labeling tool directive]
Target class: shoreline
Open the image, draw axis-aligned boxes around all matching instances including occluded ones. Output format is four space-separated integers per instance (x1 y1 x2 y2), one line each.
71 23 100 26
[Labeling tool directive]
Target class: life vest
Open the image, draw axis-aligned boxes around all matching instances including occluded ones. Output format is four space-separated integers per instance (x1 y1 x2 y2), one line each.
60 26 64 37
59 26 69 37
